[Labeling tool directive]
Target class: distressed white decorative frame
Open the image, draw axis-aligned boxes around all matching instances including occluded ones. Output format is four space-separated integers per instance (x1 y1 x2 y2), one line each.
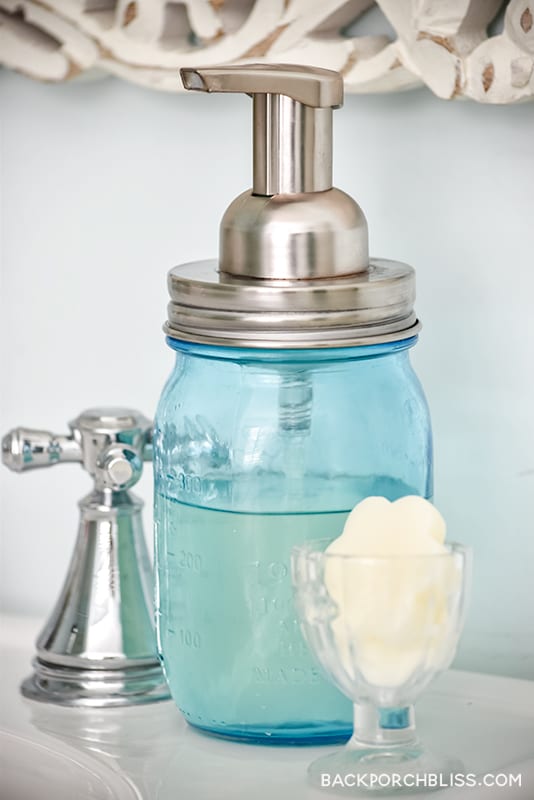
1 1 533 103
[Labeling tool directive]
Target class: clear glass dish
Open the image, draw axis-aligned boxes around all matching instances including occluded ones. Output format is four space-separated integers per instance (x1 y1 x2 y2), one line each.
291 539 472 792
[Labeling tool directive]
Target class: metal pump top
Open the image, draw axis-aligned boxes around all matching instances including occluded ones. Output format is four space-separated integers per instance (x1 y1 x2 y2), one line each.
182 64 342 195
165 64 419 348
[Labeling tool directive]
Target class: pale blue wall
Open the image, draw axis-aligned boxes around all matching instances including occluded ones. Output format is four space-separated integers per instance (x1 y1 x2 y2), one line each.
1 70 533 679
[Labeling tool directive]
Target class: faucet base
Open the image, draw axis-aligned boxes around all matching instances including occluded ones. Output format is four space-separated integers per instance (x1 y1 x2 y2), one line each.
21 658 170 708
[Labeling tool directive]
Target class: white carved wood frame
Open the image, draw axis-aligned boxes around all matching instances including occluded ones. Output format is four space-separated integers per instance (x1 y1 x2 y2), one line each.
1 1 533 103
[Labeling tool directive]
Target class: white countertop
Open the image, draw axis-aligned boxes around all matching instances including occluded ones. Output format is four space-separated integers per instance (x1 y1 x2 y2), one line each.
1 614 533 800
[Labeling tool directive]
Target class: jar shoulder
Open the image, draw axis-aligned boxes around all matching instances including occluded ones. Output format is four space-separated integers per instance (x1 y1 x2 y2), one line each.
154 350 432 511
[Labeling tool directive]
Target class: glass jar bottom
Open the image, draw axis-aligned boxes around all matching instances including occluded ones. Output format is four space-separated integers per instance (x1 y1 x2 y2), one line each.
187 719 352 747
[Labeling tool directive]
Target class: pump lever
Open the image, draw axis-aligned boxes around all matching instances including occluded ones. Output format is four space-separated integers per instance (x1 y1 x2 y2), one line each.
181 64 343 196
180 64 343 109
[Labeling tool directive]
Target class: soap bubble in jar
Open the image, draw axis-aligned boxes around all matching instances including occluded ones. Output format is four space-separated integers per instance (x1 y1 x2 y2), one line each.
291 539 471 794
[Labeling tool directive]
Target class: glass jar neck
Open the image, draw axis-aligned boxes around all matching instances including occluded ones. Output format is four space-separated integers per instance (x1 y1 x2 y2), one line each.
166 336 418 364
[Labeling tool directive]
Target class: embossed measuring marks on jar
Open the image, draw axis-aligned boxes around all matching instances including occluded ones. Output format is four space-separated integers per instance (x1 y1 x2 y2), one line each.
247 557 316 682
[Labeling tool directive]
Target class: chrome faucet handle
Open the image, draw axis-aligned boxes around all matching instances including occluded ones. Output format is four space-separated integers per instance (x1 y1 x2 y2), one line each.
2 427 82 471
2 408 151 486
1 407 169 707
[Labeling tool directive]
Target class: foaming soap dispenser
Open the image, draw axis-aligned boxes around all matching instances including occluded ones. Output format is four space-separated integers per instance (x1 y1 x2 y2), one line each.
153 64 432 744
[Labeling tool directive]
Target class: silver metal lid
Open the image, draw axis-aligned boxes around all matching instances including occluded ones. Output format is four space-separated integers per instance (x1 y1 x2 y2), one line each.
165 259 420 348
167 64 420 349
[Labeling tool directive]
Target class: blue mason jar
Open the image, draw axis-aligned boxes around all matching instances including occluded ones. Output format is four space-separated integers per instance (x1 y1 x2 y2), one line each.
154 60 432 746
154 326 432 744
